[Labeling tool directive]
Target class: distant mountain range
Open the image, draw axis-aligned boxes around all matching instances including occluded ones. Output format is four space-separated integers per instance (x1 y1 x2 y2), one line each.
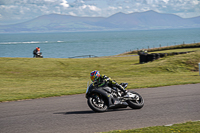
0 10 200 33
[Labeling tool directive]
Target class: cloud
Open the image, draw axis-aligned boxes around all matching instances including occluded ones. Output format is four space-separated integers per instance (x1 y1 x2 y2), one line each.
60 0 69 8
163 0 169 4
68 11 76 16
82 5 100 11
0 0 200 24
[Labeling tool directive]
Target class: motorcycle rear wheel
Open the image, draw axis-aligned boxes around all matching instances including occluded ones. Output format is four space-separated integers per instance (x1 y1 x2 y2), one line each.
87 94 108 112
127 91 144 109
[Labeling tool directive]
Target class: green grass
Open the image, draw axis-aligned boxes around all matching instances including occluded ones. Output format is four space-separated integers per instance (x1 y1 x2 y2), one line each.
103 121 200 133
122 42 200 55
1 49 200 102
149 47 200 54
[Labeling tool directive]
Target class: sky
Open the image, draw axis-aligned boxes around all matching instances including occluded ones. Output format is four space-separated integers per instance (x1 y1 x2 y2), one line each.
0 0 200 25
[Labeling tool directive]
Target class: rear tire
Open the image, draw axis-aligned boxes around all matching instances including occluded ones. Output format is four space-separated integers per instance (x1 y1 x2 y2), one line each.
87 94 108 112
127 91 144 109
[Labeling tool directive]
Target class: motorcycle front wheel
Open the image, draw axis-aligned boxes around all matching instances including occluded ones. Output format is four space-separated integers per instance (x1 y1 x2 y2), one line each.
127 91 144 109
87 94 108 112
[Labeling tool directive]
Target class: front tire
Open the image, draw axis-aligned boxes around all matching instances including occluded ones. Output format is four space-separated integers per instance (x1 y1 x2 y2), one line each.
87 94 108 112
127 91 144 109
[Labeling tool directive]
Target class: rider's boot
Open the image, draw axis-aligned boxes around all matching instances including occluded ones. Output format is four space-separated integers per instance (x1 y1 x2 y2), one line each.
116 83 128 97
121 90 128 97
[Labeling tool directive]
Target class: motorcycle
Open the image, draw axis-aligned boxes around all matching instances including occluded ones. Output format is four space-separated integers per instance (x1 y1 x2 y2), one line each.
35 52 43 58
86 82 144 112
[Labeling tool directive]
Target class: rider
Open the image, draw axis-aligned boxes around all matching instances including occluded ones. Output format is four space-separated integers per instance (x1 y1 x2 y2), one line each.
90 70 128 97
36 47 41 54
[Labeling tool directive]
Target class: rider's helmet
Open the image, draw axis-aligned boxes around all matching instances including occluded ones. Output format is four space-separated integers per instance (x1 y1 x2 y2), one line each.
90 70 100 82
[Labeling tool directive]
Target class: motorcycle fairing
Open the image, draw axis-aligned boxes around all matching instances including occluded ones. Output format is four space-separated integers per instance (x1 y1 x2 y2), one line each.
90 88 115 107
86 83 129 108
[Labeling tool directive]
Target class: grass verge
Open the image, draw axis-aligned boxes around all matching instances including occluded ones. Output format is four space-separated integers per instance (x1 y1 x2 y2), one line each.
122 42 200 55
102 121 200 133
1 49 200 102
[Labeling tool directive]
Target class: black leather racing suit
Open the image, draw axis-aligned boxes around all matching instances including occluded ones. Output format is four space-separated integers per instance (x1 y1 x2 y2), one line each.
92 75 126 93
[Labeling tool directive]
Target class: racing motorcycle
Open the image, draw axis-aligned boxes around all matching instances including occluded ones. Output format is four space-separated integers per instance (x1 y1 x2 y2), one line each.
35 52 43 58
86 82 144 112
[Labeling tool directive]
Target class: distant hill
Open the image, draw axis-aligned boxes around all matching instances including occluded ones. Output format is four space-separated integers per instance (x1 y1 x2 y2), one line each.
0 10 200 33
98 10 197 29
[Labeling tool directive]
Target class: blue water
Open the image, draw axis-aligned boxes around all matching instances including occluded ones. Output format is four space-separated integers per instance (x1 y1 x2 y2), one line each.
0 28 200 58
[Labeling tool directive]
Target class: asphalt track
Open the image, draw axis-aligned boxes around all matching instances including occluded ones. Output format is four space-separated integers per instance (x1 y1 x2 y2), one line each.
0 84 200 133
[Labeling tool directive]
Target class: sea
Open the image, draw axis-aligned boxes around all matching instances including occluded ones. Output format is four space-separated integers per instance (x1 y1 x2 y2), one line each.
0 28 200 58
